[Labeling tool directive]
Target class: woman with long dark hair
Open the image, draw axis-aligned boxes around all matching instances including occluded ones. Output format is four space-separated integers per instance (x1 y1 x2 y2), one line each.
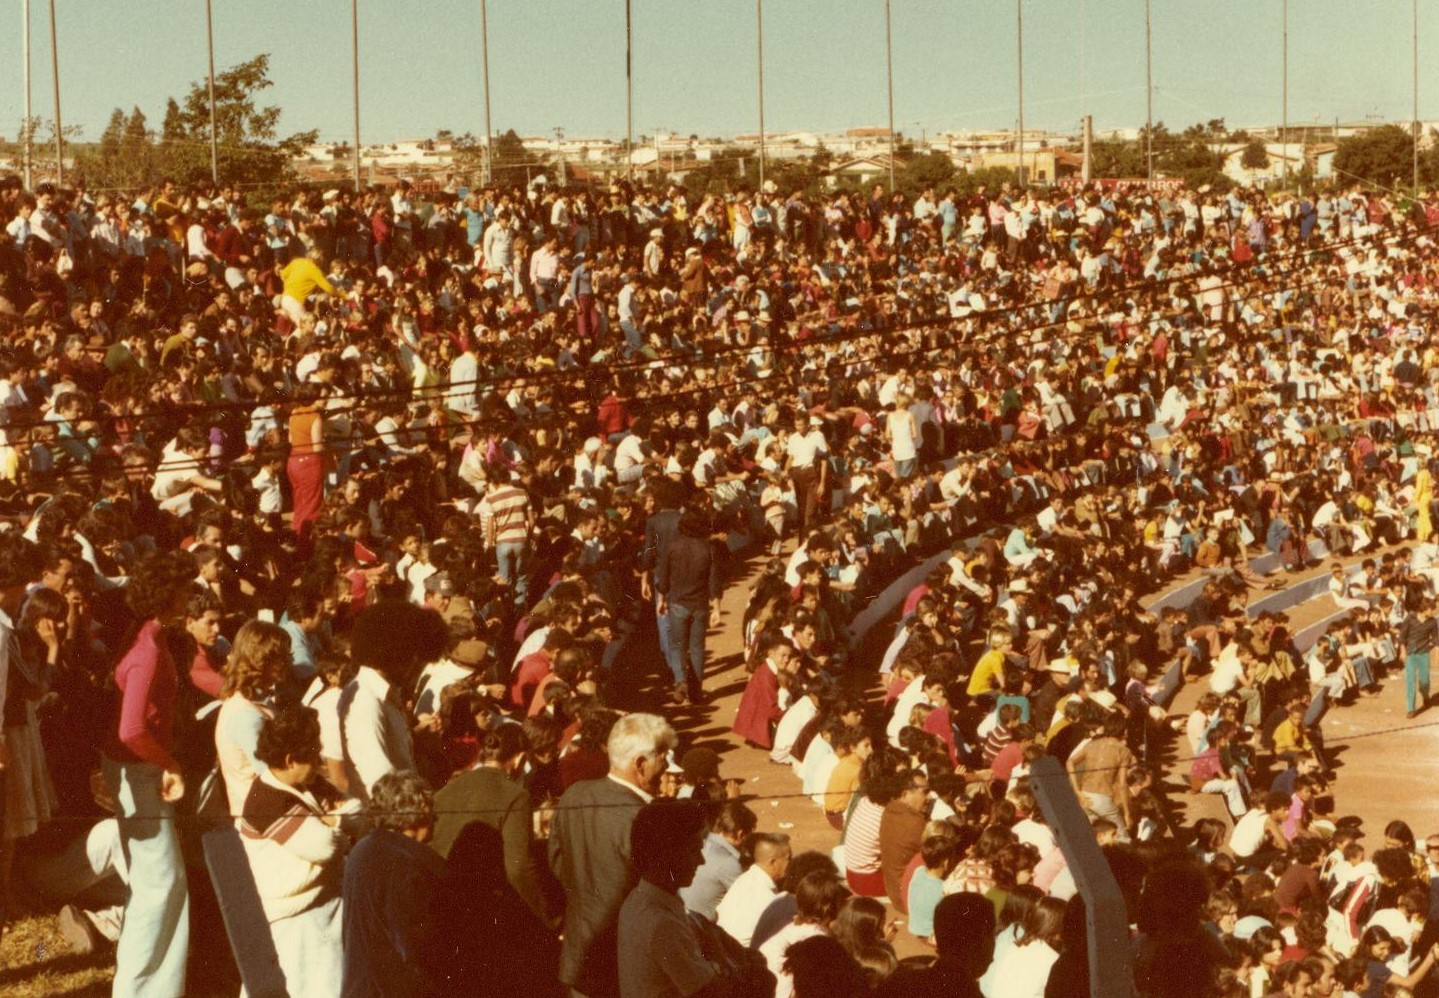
102 550 199 998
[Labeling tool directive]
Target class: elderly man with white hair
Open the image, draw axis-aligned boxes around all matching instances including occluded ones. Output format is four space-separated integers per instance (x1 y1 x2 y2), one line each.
549 712 678 998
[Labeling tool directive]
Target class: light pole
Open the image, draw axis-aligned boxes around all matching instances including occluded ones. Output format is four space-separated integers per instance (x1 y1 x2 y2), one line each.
205 0 218 184
1414 0 1420 194
1281 0 1288 188
47 0 60 187
1015 0 1025 186
1145 0 1153 189
21 0 32 190
885 0 895 192
351 0 361 192
757 0 766 191
625 0 633 183
481 0 493 185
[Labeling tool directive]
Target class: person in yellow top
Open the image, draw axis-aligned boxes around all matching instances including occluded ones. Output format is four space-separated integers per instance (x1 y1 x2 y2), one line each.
1415 463 1434 542
821 728 872 826
1270 702 1310 761
279 248 338 326
966 629 1013 700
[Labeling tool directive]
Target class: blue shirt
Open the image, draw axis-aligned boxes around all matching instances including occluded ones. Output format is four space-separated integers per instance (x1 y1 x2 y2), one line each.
907 868 946 938
281 617 317 683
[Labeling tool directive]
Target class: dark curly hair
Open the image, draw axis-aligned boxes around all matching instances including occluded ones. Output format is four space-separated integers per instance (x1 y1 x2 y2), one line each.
124 550 199 620
255 705 322 769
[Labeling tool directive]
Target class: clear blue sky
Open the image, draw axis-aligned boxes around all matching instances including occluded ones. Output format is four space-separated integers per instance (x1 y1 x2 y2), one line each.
0 0 1428 146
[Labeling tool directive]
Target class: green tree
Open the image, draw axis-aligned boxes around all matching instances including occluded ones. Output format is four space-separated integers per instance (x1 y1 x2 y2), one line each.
897 152 955 194
75 55 314 192
1333 125 1415 189
1241 139 1269 170
1088 140 1144 179
162 98 186 143
99 108 125 160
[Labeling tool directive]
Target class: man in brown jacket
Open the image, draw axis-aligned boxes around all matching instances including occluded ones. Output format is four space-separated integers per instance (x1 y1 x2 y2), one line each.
878 770 930 913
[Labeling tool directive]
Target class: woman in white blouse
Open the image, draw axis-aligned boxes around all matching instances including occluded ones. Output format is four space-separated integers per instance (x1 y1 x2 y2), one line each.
980 895 1066 998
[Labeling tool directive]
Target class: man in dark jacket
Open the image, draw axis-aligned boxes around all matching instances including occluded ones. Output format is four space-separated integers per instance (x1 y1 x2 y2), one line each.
549 712 676 998
430 724 547 923
342 771 446 998
641 480 684 668
656 509 720 704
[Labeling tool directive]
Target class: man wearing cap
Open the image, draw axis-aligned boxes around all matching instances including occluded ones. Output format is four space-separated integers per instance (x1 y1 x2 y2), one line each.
785 411 829 536
412 629 494 720
680 245 707 305
1031 657 1076 733
422 572 455 618
643 228 665 279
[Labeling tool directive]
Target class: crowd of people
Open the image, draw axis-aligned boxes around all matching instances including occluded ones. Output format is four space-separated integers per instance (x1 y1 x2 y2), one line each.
6 159 1439 998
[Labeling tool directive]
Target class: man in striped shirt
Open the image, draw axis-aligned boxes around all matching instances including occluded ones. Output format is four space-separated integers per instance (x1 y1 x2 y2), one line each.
481 469 534 604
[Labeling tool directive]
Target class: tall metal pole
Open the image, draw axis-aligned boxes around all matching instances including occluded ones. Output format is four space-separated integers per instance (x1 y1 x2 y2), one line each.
885 0 895 192
1145 0 1153 189
625 0 633 183
481 0 494 185
47 0 60 187
351 0 361 192
757 0 766 190
21 0 32 190
205 0 218 185
1016 0 1024 186
1281 0 1288 188
1414 0 1420 194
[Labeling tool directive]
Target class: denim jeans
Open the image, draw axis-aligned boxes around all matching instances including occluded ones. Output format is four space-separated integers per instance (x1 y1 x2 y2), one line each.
665 603 709 688
654 591 672 665
1406 650 1431 713
104 757 189 998
495 541 528 603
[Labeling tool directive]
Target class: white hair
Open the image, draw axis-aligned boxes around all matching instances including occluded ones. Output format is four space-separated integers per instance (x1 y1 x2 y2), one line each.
607 712 677 772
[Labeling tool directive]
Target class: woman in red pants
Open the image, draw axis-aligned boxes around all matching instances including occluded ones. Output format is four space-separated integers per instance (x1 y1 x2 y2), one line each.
287 383 327 550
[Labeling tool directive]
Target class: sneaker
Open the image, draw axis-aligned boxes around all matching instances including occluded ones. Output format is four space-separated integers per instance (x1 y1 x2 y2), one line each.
672 683 688 705
57 904 102 956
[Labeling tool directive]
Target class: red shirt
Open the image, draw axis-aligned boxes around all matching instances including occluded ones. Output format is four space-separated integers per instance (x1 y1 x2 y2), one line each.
510 650 553 709
991 740 1026 783
106 620 180 771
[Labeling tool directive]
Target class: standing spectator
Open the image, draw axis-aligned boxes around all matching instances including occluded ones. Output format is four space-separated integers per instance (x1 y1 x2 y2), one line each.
214 620 294 816
341 771 444 998
101 550 197 998
656 509 720 705
240 706 348 998
480 468 534 605
549 712 676 998
0 533 40 932
287 382 328 550
338 602 450 802
428 724 547 923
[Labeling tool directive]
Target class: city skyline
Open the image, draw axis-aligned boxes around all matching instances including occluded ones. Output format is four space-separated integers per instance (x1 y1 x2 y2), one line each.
0 0 1430 148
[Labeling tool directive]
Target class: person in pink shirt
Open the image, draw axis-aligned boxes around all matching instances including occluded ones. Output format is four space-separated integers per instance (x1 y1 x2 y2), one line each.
101 550 202 998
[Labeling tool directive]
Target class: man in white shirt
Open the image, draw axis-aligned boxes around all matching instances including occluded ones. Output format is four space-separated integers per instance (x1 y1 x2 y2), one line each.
715 833 791 947
614 427 649 485
785 414 828 535
338 602 448 801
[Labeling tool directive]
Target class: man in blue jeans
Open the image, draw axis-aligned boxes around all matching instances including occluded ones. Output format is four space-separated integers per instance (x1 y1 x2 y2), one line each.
1399 603 1437 719
655 510 720 705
